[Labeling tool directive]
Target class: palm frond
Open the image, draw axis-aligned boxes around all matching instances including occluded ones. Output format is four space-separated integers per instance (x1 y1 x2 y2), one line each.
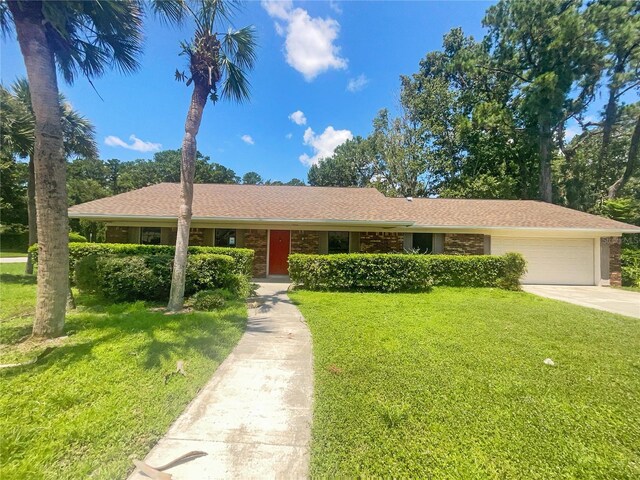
196 0 239 33
4 78 97 159
0 1 13 39
0 84 34 158
222 26 257 70
149 0 189 25
60 98 98 158
11 77 32 112
219 54 251 103
36 0 144 84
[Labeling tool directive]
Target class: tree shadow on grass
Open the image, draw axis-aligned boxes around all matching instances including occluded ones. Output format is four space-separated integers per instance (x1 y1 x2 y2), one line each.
0 321 33 345
0 273 36 285
1 296 247 379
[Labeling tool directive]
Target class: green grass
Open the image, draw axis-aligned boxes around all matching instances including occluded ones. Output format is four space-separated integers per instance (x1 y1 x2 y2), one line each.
0 251 27 258
0 263 247 479
290 288 640 479
621 286 640 293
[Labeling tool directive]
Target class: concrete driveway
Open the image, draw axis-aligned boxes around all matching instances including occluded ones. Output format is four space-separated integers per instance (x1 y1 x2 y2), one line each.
523 285 640 319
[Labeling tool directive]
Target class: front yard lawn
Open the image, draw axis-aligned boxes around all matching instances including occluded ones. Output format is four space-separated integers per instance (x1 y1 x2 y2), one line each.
290 288 640 479
0 251 28 258
0 263 247 479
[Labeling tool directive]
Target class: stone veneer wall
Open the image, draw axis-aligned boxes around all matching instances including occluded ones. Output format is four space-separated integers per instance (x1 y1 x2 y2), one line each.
244 229 268 277
291 230 320 254
359 232 404 253
106 226 129 243
443 233 485 255
608 237 622 287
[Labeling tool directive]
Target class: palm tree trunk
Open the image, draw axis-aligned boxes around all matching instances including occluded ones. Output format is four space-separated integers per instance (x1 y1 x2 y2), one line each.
9 2 69 338
168 83 209 311
608 113 640 199
25 155 37 275
538 113 553 203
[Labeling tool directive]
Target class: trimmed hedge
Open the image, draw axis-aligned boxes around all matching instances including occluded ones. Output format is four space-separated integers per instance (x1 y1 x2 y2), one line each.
68 232 88 242
76 253 237 301
29 242 254 281
288 252 526 292
621 248 640 287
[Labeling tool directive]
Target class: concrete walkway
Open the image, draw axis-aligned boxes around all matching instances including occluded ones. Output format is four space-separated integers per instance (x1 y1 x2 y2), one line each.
523 285 640 318
128 281 313 480
0 257 27 263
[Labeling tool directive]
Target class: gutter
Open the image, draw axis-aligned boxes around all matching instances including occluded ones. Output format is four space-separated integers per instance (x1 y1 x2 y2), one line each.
67 212 640 234
67 212 415 228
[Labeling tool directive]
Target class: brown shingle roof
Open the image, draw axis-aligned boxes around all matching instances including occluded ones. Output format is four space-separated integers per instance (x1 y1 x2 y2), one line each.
68 183 640 232
69 183 407 224
388 197 639 230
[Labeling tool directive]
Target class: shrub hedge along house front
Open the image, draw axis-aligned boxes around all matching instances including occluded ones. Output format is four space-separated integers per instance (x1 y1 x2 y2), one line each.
29 242 254 280
75 253 247 301
288 252 526 292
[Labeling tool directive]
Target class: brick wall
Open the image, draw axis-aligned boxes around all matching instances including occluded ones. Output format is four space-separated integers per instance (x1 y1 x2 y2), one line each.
291 230 320 254
359 232 404 253
443 233 485 255
106 226 129 243
244 229 268 277
609 237 622 287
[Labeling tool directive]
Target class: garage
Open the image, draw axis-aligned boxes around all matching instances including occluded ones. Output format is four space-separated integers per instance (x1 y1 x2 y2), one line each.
491 237 595 285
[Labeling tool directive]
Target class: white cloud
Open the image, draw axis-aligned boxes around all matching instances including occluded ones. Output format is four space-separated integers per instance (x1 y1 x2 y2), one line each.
289 110 307 125
347 74 369 92
329 0 342 14
299 125 352 166
262 0 292 19
285 133 293 139
104 134 161 152
241 134 255 145
262 1 347 81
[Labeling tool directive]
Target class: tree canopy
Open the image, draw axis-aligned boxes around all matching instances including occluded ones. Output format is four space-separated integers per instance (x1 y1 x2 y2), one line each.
308 0 639 222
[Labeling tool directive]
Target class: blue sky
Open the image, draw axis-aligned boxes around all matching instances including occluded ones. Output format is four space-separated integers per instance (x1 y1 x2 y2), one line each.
2 1 495 182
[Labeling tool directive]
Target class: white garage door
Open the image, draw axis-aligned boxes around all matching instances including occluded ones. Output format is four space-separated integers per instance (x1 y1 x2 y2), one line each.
491 237 595 285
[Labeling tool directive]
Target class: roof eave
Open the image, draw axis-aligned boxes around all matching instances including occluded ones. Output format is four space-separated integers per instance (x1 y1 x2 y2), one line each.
68 212 415 228
409 224 640 234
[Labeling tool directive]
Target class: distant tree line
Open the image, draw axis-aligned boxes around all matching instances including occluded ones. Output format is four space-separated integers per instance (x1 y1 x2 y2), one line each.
1 146 306 235
308 0 640 224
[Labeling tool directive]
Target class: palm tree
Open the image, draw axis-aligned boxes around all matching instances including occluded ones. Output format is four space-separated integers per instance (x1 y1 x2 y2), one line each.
8 78 98 275
1 1 146 338
167 0 256 311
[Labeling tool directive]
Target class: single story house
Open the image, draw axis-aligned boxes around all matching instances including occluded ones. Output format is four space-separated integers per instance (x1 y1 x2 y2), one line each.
68 183 640 286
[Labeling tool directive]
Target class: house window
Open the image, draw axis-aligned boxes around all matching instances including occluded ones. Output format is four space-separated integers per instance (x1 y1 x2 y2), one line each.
328 231 349 254
413 233 433 254
140 227 161 245
215 229 236 247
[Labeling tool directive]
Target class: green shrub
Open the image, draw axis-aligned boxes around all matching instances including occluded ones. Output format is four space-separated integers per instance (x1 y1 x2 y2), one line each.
75 253 238 301
68 232 88 243
191 290 226 311
288 254 433 292
288 252 526 292
186 254 235 293
0 231 29 252
423 253 526 289
226 273 252 298
30 242 254 283
621 248 640 287
75 254 100 292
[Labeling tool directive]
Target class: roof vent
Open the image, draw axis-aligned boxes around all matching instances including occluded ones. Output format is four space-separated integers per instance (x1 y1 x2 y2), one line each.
406 197 413 202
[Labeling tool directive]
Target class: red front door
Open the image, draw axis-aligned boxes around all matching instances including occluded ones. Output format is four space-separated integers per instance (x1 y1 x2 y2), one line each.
269 230 291 275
